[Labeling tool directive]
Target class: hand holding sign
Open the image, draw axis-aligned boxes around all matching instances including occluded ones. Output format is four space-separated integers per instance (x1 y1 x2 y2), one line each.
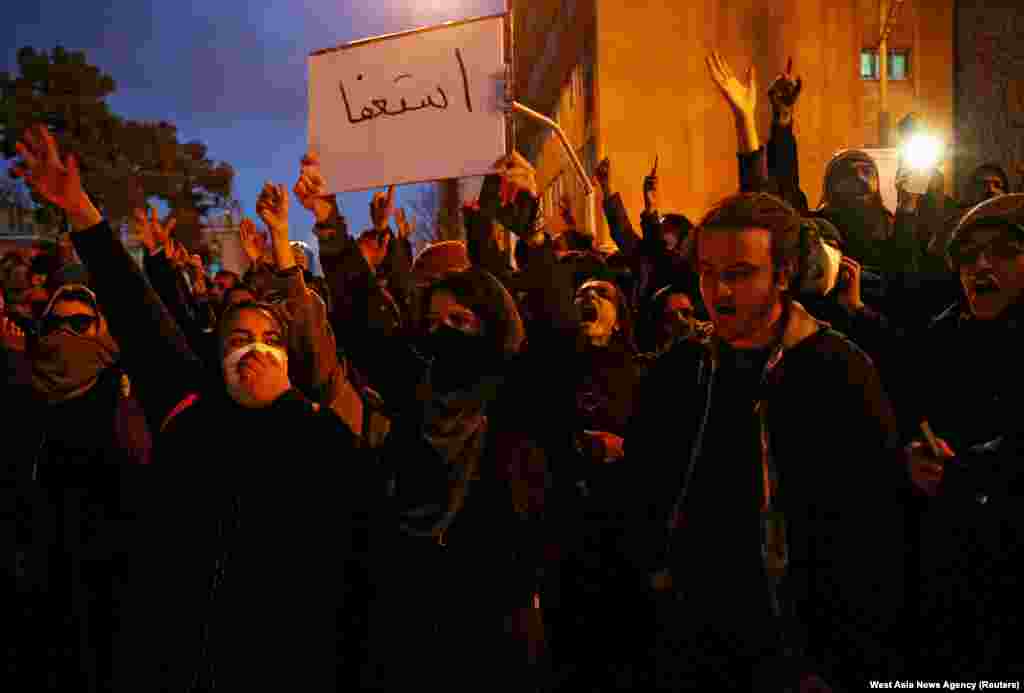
494 151 538 201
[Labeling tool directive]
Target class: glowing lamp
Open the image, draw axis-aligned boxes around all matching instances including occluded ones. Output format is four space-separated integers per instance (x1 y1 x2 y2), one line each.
902 134 944 171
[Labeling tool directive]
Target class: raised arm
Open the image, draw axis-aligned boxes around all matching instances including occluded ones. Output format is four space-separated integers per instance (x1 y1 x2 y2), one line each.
259 180 365 436
293 152 407 392
595 157 640 258
490 153 579 335
766 58 809 214
137 207 209 356
466 174 516 280
707 52 760 157
708 52 773 195
12 125 204 428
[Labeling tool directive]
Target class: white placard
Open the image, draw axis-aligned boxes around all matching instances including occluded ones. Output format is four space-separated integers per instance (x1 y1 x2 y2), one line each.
309 14 507 193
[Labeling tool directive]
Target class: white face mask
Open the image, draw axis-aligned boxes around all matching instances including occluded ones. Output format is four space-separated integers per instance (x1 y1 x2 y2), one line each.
222 342 289 408
800 240 842 297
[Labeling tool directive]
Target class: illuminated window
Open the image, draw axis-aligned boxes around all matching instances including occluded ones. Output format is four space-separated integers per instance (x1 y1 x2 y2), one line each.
860 49 911 80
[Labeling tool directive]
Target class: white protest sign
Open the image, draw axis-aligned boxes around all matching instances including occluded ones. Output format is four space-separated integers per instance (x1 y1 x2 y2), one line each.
309 14 507 193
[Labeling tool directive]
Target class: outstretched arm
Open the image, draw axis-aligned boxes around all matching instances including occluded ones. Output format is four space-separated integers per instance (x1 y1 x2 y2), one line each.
13 125 205 429
707 52 760 156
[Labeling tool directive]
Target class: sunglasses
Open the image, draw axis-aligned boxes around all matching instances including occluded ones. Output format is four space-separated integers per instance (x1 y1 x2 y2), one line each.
41 313 97 336
951 231 1024 267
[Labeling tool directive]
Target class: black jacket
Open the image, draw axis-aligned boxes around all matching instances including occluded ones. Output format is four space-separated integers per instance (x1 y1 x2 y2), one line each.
902 300 1024 677
70 220 373 692
624 301 910 688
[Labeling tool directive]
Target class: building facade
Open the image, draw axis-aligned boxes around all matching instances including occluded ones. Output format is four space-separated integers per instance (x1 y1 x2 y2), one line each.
510 0 955 249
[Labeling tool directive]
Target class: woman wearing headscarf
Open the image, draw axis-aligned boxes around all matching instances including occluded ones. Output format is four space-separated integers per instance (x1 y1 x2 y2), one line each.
295 149 552 689
360 267 544 688
1 280 151 692
11 124 373 692
521 267 656 691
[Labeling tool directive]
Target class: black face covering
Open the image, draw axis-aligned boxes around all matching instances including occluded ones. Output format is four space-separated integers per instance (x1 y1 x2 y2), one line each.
826 202 891 267
423 325 488 394
30 328 118 404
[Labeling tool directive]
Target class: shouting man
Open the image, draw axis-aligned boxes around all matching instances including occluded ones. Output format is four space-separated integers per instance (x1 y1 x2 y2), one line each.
625 193 911 691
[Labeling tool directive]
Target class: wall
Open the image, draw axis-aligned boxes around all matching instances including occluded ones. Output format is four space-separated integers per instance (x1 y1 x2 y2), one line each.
858 0 954 193
955 0 1024 196
592 0 870 230
513 0 599 241
514 0 954 246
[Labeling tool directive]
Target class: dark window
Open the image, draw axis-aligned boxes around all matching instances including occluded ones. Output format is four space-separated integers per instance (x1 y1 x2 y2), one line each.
860 49 911 80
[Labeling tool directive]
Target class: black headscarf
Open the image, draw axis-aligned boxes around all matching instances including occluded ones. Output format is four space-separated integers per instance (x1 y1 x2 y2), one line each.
30 284 119 405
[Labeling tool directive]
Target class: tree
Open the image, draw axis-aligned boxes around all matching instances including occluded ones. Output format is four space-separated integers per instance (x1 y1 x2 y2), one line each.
0 46 121 232
0 46 234 249
109 119 234 248
0 173 35 235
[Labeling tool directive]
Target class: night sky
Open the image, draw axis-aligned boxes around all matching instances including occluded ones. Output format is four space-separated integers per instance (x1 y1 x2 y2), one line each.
4 0 503 247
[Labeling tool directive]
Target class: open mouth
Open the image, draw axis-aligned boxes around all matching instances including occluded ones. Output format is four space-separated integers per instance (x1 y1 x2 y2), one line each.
579 303 599 323
715 304 737 316
973 277 1000 295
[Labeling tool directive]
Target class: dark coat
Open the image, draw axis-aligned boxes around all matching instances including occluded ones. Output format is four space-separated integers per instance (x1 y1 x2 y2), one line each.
70 220 372 692
1 357 150 693
902 300 1024 677
316 229 543 689
624 301 911 689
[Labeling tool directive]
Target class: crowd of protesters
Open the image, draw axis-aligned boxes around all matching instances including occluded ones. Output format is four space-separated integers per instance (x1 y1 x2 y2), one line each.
2 53 1023 692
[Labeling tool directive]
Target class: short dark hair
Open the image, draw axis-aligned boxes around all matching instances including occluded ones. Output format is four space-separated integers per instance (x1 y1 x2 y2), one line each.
694 193 803 274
